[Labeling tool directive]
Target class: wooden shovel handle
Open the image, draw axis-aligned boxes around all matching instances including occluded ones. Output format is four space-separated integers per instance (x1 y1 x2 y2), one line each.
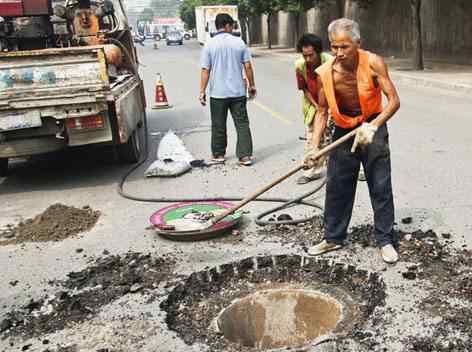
211 128 359 225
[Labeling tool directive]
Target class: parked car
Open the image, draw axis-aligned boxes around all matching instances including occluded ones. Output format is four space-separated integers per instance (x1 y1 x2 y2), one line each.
181 30 192 40
132 31 145 45
166 31 184 45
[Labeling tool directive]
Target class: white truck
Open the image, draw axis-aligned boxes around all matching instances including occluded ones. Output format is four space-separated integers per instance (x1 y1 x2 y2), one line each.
195 5 240 45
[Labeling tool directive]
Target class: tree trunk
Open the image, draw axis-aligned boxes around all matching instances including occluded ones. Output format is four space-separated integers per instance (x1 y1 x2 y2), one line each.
294 12 300 48
245 18 251 45
335 0 344 18
240 16 248 44
344 0 359 19
267 13 272 49
410 0 424 70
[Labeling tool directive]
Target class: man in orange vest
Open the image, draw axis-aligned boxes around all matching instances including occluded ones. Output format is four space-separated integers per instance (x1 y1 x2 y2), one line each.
304 18 401 263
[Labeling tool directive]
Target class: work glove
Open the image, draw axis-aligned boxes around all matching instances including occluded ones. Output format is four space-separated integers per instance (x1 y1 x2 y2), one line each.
303 147 323 170
351 122 378 153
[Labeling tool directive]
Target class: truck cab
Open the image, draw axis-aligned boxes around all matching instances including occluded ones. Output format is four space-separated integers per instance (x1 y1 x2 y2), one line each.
0 0 146 176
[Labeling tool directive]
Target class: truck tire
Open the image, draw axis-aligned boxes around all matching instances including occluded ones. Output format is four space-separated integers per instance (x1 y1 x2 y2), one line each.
0 158 8 177
154 34 162 41
117 128 141 163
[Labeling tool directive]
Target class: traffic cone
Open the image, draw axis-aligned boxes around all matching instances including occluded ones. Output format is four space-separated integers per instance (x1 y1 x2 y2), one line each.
152 73 172 109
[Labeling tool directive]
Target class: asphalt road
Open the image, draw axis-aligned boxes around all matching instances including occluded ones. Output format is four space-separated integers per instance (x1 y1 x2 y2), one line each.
1 39 471 351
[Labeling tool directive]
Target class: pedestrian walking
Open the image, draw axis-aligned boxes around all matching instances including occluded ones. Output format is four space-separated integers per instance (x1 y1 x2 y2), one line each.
199 13 256 166
295 33 333 184
304 18 401 263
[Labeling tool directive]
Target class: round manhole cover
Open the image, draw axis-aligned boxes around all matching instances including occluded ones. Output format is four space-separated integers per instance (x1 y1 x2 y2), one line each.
150 201 242 241
216 289 342 350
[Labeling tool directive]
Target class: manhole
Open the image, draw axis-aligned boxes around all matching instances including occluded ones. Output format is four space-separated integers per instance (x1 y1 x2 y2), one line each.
216 289 342 350
161 255 387 351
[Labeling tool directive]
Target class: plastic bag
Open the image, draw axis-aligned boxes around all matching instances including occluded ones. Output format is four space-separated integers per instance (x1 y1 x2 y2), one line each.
145 130 194 177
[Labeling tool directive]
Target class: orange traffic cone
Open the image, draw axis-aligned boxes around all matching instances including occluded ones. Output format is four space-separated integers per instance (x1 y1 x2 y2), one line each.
153 73 172 109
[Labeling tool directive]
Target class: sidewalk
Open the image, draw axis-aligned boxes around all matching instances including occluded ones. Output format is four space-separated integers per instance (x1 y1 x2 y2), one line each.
250 45 472 94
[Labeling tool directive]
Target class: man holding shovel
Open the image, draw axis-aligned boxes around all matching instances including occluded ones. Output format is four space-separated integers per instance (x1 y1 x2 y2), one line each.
305 18 401 263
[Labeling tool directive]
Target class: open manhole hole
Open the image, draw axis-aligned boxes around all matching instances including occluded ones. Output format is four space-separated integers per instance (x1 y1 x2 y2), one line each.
161 255 386 351
216 289 342 350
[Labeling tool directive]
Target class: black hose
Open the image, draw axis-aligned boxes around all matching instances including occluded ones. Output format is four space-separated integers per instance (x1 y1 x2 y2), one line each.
117 110 325 226
114 41 326 226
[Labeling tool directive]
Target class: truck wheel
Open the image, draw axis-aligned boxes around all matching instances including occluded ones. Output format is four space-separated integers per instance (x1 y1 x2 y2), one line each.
0 158 8 177
118 128 141 163
154 34 161 41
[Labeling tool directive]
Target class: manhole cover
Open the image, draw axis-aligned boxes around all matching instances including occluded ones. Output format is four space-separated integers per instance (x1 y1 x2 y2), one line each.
150 201 242 241
216 289 342 350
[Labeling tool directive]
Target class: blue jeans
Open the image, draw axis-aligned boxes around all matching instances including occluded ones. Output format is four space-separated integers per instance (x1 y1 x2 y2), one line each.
324 122 395 247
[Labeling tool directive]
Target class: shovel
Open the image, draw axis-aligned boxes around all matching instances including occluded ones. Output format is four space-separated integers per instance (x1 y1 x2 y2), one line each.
209 127 360 227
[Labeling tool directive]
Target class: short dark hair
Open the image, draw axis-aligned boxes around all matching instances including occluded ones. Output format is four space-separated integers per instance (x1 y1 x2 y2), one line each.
215 13 234 30
297 33 323 54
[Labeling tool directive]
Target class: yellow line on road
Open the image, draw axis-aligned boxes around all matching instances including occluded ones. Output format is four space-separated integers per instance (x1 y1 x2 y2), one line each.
252 100 293 125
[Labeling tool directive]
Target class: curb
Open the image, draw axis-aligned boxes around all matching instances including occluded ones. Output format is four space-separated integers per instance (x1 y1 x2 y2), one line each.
389 72 472 94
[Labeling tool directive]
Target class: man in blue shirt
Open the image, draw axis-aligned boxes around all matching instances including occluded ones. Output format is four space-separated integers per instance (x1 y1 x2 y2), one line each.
199 13 256 166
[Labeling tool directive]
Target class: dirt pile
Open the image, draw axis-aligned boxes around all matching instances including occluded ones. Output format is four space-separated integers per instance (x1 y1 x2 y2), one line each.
257 216 324 250
1 252 175 340
0 204 100 245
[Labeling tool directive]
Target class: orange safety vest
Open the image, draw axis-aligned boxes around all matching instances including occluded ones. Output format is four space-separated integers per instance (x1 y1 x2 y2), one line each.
316 49 383 129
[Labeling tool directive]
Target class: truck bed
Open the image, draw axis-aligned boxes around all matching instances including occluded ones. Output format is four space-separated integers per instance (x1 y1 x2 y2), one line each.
0 46 110 114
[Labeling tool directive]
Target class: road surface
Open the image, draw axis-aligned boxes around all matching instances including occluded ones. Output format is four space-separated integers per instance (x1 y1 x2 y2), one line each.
1 40 471 351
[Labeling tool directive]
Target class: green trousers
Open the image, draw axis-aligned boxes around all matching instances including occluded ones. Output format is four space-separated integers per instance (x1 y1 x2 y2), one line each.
210 96 253 159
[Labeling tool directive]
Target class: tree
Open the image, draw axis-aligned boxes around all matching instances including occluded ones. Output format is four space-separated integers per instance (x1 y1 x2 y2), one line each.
236 0 256 44
279 0 314 47
180 0 200 29
249 0 282 49
410 0 424 70
151 0 181 18
138 7 155 23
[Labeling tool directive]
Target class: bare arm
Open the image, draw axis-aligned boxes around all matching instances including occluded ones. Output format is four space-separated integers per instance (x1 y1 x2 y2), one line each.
370 54 400 126
311 76 328 148
199 68 210 105
244 62 256 98
303 90 318 107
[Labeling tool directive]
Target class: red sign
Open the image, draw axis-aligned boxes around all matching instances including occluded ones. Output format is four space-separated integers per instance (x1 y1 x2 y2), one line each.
0 0 23 17
154 17 181 25
0 0 51 16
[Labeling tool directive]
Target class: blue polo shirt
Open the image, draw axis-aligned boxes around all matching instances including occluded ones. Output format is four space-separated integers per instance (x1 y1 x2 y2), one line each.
200 32 252 99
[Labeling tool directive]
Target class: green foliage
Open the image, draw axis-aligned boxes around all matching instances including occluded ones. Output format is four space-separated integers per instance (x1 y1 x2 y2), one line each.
179 0 256 29
180 0 200 29
247 0 282 16
138 7 155 22
278 0 314 13
150 0 181 18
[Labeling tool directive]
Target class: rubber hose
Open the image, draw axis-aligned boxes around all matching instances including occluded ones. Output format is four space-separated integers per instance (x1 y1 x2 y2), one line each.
117 109 326 226
115 42 326 226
